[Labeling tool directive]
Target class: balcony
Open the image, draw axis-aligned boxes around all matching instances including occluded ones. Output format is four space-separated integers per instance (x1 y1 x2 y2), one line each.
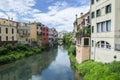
76 27 91 38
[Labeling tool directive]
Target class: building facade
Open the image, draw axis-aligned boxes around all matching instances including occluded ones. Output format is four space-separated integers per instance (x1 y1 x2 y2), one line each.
40 24 49 46
48 28 58 46
30 23 37 45
17 22 30 45
0 18 17 46
75 12 91 63
91 0 120 63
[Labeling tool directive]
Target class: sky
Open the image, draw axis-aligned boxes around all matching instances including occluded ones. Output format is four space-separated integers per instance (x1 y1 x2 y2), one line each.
0 0 90 32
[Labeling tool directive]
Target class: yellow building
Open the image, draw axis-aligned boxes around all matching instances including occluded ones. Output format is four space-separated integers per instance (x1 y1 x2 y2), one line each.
0 18 17 46
30 22 42 46
30 23 37 45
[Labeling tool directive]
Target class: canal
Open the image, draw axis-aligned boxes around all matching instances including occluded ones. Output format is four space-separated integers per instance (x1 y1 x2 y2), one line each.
0 46 81 80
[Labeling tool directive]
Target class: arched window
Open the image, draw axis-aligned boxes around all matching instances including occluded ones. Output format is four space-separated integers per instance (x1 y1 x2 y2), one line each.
96 41 111 49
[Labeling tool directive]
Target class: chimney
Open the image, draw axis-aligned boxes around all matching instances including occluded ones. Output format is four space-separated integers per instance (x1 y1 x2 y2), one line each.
75 14 77 19
80 12 83 17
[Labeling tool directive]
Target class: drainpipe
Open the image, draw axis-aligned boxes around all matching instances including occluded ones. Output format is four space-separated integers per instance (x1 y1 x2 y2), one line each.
94 41 96 61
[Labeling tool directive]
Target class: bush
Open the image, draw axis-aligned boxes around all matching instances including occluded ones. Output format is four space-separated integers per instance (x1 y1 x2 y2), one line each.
75 60 120 80
0 43 43 65
68 45 76 54
0 47 8 55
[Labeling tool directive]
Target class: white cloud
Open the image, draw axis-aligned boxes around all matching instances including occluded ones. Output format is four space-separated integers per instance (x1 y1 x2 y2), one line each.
0 0 90 32
33 5 90 32
0 0 36 20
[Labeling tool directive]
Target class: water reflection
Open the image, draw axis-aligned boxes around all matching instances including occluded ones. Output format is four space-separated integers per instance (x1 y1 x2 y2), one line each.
31 46 74 80
0 48 57 80
0 46 75 80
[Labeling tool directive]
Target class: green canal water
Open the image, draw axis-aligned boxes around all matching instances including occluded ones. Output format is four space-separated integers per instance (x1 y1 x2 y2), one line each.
0 46 82 80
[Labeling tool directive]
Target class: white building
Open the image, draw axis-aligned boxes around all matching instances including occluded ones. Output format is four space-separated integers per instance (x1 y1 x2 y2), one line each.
91 0 120 63
58 31 68 39
48 28 58 46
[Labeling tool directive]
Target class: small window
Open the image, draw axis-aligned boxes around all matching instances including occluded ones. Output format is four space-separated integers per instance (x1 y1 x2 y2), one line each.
6 36 8 41
92 40 94 47
91 12 95 18
97 42 100 48
106 20 111 32
106 42 111 49
0 36 1 41
101 22 106 32
92 26 94 33
12 28 14 34
97 23 101 32
101 41 105 48
6 28 8 34
96 9 101 17
96 0 100 2
84 38 89 46
0 27 1 33
12 36 14 41
91 0 94 5
106 4 111 14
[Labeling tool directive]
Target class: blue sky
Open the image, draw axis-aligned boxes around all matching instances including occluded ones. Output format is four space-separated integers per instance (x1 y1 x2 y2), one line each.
0 0 90 32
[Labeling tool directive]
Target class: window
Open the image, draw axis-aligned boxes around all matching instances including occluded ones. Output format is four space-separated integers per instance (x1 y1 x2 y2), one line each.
101 7 105 16
0 27 1 33
87 16 90 23
115 44 120 51
91 0 94 4
0 36 1 41
97 23 101 32
106 42 111 49
92 26 94 33
6 28 8 34
96 0 99 2
101 41 105 48
92 40 94 47
96 9 101 17
84 38 89 46
6 36 8 41
106 4 111 14
82 19 85 25
97 41 111 49
12 28 14 34
101 22 106 32
97 42 100 48
12 36 14 41
106 20 111 32
91 12 95 18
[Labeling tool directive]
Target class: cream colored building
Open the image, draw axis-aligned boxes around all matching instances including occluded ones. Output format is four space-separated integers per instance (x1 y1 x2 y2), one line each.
17 22 30 45
0 18 17 46
91 0 120 63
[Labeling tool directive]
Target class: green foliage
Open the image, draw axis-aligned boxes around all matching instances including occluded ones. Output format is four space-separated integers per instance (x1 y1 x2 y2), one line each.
0 43 42 65
68 45 76 54
76 27 91 37
75 60 120 80
63 34 72 45
0 47 8 55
